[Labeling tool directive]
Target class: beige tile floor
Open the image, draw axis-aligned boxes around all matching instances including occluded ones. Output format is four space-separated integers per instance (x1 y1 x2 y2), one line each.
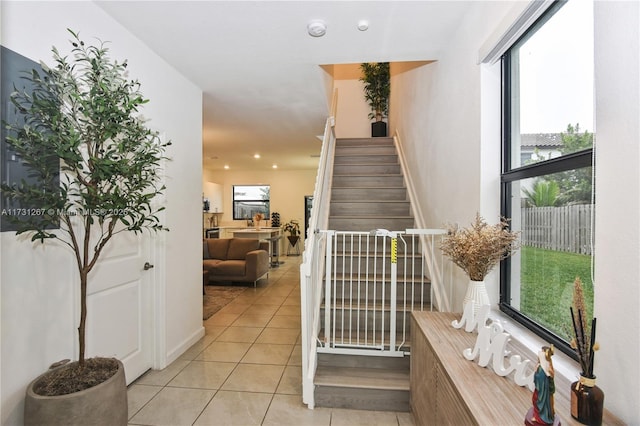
127 256 415 426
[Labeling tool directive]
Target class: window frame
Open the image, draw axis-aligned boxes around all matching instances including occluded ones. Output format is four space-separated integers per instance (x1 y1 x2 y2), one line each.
231 184 270 221
499 0 594 360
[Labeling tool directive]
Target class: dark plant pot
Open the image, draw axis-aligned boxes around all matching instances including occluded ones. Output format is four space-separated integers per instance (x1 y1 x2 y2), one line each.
371 121 387 137
24 358 127 426
287 235 300 247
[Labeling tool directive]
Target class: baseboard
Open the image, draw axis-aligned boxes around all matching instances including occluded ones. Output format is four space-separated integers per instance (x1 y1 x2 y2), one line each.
165 325 205 365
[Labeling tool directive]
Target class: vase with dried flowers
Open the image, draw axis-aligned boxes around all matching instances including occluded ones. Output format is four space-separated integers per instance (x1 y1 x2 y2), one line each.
440 214 520 314
569 277 604 425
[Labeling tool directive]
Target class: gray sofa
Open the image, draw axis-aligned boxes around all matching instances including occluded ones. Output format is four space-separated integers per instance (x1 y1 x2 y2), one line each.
203 238 269 286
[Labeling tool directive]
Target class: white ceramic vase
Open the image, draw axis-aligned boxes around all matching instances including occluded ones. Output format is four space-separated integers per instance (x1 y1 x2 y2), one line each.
463 279 491 315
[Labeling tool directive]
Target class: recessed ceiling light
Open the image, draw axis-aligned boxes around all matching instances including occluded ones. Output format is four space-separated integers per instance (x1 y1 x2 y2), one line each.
272 164 278 169
307 20 327 37
357 20 369 31
254 154 261 159
224 165 229 170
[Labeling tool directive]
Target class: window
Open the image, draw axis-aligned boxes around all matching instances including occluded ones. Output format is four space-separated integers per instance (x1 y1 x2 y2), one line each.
500 0 594 357
232 185 270 221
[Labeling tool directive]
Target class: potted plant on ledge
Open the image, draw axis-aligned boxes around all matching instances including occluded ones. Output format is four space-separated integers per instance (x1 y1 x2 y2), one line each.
1 30 169 425
359 62 390 137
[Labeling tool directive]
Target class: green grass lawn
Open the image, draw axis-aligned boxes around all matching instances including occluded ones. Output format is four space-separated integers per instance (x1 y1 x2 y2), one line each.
519 245 594 341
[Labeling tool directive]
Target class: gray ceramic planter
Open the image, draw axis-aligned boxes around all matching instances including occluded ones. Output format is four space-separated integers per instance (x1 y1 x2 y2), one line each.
24 359 127 426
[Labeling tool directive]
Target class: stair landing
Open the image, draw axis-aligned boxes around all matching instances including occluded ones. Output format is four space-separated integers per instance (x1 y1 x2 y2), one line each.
314 354 410 412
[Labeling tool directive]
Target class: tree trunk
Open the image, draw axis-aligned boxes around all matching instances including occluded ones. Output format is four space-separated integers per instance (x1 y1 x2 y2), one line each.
78 270 88 367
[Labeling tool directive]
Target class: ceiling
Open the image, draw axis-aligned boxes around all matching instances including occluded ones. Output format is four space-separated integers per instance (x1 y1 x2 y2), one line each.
96 1 473 171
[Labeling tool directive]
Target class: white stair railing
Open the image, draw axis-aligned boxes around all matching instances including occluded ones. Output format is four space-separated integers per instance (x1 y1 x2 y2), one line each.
300 90 337 408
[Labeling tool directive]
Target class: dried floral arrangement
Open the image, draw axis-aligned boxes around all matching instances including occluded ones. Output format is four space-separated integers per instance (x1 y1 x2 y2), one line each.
440 213 520 281
253 212 265 223
570 277 599 378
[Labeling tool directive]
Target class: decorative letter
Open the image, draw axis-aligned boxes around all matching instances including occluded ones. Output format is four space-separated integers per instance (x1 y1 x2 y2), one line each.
463 319 504 361
452 303 491 333
511 356 535 391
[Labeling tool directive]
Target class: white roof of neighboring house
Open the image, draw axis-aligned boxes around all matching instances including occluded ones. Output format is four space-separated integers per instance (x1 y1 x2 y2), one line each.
521 133 563 148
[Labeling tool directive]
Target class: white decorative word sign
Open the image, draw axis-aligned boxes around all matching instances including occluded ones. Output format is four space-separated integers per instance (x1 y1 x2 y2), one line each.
453 302 535 391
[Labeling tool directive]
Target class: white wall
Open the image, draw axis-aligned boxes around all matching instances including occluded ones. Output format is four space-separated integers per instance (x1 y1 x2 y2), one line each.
333 79 371 139
390 2 516 310
0 2 203 424
593 1 640 421
203 182 224 213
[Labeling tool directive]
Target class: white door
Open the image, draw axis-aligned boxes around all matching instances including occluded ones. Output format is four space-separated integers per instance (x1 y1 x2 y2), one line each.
85 230 154 384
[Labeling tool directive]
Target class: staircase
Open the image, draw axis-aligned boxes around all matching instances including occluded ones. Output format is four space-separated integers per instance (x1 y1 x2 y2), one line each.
313 137 427 412
329 137 414 232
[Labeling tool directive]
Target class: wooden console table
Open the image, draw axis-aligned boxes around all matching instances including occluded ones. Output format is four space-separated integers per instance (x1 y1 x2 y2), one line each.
410 312 623 425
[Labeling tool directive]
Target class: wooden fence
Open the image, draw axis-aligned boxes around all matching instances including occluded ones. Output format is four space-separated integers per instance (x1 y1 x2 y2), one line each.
521 205 593 255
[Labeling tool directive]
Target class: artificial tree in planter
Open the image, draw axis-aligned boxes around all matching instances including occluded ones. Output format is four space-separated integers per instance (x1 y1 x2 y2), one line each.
359 62 390 137
1 30 169 425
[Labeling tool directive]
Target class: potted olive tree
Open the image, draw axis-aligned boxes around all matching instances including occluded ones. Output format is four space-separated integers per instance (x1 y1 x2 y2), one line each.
359 62 390 137
1 30 169 425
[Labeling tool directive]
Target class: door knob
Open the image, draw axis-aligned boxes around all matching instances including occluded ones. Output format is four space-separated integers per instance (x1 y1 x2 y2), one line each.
143 262 154 270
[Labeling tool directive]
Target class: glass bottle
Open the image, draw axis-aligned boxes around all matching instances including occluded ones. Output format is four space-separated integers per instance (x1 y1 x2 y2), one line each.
571 375 604 425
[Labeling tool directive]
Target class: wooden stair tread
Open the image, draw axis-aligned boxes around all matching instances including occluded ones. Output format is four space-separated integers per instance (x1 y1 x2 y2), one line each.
334 158 398 162
334 151 396 154
329 216 414 220
317 330 413 346
314 366 409 391
330 199 409 202
333 173 403 177
336 138 394 142
332 186 406 189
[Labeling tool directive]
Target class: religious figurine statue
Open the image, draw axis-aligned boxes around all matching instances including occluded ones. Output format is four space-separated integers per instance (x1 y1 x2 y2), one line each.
525 345 561 425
